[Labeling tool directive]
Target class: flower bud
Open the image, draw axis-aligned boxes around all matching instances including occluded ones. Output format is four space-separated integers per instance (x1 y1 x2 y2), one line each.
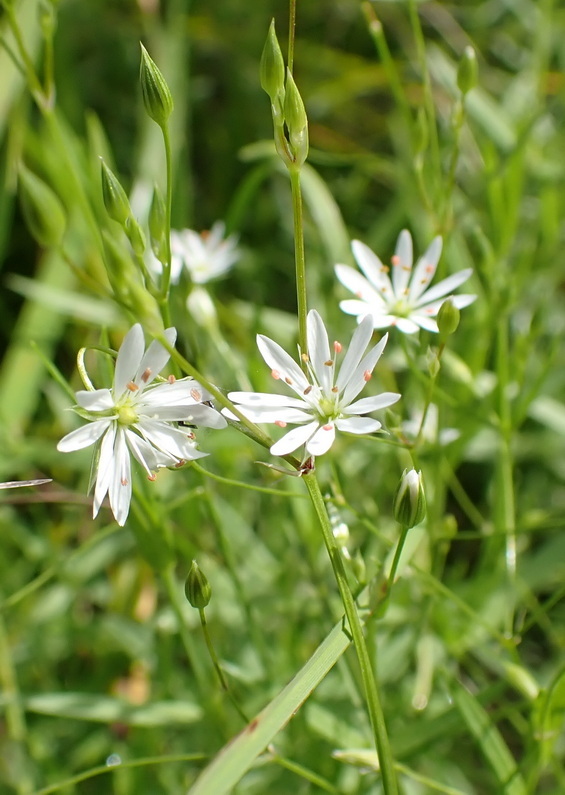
186 286 218 329
260 20 285 107
18 165 66 247
426 346 440 378
437 297 460 336
140 43 174 127
185 560 211 609
393 469 426 528
100 159 131 226
283 69 309 167
148 184 168 263
125 216 146 256
457 46 478 96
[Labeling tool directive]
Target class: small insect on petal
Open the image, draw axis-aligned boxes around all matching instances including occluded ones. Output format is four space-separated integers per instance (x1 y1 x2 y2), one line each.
141 368 152 383
334 341 342 353
190 388 202 401
275 420 287 428
127 381 139 392
271 369 281 380
363 370 372 382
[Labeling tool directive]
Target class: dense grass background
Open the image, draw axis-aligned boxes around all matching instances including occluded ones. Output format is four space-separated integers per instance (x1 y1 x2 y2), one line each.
1 0 565 792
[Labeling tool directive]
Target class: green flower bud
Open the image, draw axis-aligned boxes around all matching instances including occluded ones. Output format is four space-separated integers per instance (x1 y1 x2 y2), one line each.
102 230 136 296
260 20 285 110
283 69 309 167
100 159 131 226
437 297 460 336
18 165 66 248
125 216 146 256
185 560 211 609
140 43 174 127
457 46 478 96
426 346 440 379
394 469 426 529
148 184 168 263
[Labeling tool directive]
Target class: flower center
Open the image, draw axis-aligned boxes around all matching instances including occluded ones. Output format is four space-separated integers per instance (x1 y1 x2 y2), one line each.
117 403 139 426
318 395 338 420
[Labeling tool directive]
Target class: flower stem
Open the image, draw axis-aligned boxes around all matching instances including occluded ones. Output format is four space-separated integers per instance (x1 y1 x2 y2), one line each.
377 525 410 618
289 168 308 357
288 0 296 73
158 122 174 327
303 472 398 795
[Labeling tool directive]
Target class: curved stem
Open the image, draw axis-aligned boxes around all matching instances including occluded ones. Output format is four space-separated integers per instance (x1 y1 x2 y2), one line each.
303 472 398 795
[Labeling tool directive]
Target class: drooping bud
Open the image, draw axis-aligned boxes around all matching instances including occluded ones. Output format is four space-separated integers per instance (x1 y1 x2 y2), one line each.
260 20 285 114
139 43 174 127
185 560 212 609
283 69 309 167
437 297 460 336
100 159 131 226
18 165 66 248
393 469 426 528
457 46 478 96
148 184 168 263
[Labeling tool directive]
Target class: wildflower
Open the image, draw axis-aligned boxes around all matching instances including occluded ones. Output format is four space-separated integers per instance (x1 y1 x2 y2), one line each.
57 324 226 526
223 310 400 458
335 230 476 334
393 469 426 528
153 222 239 285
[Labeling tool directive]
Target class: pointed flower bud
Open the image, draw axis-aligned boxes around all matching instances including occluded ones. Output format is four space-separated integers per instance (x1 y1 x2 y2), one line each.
457 46 478 96
437 297 460 336
260 20 285 108
100 159 131 226
283 69 309 167
394 469 426 528
18 165 66 248
185 560 212 609
148 184 168 263
140 43 174 127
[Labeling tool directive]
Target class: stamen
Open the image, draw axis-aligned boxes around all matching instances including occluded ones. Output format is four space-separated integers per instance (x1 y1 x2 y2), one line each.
175 459 186 468
121 477 129 486
303 385 312 395
168 374 176 384
402 266 411 272
285 377 293 385
126 381 138 392
301 353 309 363
324 359 334 367
271 369 281 380
391 254 400 266
141 367 152 383
275 420 287 428
147 473 157 481
381 265 390 273
363 370 372 382
425 264 434 273
355 291 362 298
190 388 202 401
420 278 429 285
323 423 333 431
331 386 339 393
334 341 342 353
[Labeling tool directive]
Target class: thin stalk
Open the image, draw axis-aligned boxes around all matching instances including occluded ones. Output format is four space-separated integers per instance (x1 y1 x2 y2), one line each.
288 0 296 73
377 525 410 617
290 169 308 356
158 123 173 327
303 473 398 795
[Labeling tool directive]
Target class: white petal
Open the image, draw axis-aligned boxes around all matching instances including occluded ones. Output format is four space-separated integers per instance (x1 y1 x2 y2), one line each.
109 428 132 526
57 419 111 452
114 325 145 397
306 423 336 456
256 335 310 396
134 327 176 388
391 229 413 297
125 429 174 473
75 389 114 411
335 416 382 434
307 310 333 393
345 392 401 414
227 391 310 409
224 405 312 423
394 317 422 334
341 333 389 406
408 236 443 302
351 241 394 300
137 420 207 461
93 424 117 518
413 269 473 306
335 265 388 309
270 421 319 456
336 315 374 392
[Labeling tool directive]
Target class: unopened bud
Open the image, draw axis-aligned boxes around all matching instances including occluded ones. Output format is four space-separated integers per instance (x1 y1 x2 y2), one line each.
185 560 211 609
100 159 131 226
260 20 285 111
437 297 460 336
457 46 478 96
140 43 174 127
148 184 168 263
283 69 309 167
394 469 426 528
125 216 146 256
18 165 66 247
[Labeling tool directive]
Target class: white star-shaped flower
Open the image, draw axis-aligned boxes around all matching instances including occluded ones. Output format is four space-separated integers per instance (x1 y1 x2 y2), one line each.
57 324 226 525
335 230 476 334
163 221 239 284
223 310 400 458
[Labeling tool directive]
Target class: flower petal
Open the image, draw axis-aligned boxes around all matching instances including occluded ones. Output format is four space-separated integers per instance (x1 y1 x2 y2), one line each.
335 416 382 434
93 424 116 518
350 241 394 301
413 269 473 306
227 391 310 409
270 421 319 456
223 405 312 423
391 229 413 297
114 325 145 397
125 429 175 473
57 419 111 452
307 310 334 393
336 315 373 392
341 333 389 406
109 428 132 526
256 335 310 396
335 265 388 311
408 236 443 302
134 327 176 388
306 423 336 456
75 389 114 411
137 420 207 461
345 392 401 414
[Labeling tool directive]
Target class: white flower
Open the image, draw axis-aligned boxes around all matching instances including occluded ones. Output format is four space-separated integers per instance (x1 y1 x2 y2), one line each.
57 324 226 526
335 230 476 334
161 221 239 284
223 310 400 458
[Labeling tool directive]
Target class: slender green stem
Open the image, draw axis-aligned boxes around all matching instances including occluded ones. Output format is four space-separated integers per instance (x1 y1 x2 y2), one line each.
378 525 410 618
158 123 174 326
288 0 296 73
3 2 44 104
198 607 249 724
290 169 308 356
303 473 398 795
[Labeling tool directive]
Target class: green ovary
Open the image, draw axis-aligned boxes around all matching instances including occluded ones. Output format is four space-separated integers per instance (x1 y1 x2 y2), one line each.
117 404 139 426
